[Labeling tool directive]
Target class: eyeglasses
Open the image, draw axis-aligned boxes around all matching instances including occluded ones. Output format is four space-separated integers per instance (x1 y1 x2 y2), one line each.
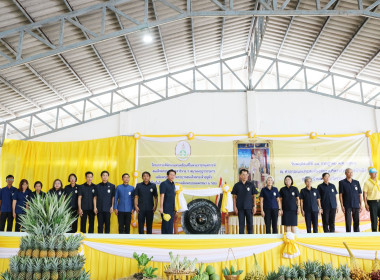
6 178 14 181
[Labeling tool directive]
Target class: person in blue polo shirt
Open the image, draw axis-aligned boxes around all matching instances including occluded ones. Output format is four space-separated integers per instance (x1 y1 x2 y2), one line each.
12 179 32 232
300 176 322 233
94 171 115 234
260 176 282 234
232 169 258 234
339 168 363 232
159 169 176 234
0 175 17 231
279 175 300 234
135 171 158 234
114 173 135 234
317 172 338 233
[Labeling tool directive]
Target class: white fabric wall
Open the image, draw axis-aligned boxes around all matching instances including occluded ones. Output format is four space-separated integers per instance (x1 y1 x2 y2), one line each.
29 91 378 142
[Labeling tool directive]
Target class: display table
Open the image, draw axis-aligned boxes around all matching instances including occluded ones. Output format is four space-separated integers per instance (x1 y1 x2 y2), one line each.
0 232 379 280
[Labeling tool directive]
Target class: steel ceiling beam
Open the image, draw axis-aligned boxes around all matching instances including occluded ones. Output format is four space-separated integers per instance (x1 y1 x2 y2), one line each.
2 52 380 144
1 0 379 70
152 0 170 73
11 0 94 97
63 0 120 88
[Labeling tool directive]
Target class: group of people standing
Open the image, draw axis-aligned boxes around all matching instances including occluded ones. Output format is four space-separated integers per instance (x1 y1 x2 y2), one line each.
232 167 380 234
0 169 178 234
0 167 379 235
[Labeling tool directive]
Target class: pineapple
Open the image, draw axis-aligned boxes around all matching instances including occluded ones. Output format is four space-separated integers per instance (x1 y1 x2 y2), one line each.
9 255 20 279
290 266 299 279
42 258 51 280
66 257 75 279
304 261 320 280
285 267 292 280
32 237 40 258
25 237 33 258
277 266 287 280
18 257 27 280
339 264 351 280
39 237 48 258
322 264 334 280
62 237 69 258
48 236 57 258
50 257 59 280
18 237 27 257
75 255 86 278
266 271 279 280
33 258 43 280
67 234 84 257
58 258 67 280
25 258 34 280
55 236 64 258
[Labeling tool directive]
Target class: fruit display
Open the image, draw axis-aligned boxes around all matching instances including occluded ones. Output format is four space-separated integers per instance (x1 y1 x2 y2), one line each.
0 193 90 280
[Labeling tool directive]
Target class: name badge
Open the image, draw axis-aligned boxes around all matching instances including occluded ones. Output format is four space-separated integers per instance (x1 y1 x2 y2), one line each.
26 195 28 198
92 189 95 193
355 187 358 190
11 193 14 196
128 192 131 195
150 188 153 192
313 192 316 196
108 189 111 193
331 189 334 192
292 192 295 196
273 192 276 196
58 191 61 195
75 190 77 193
247 188 250 191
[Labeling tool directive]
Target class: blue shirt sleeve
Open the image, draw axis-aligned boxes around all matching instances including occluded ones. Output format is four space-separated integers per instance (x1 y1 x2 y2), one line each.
339 181 343 194
114 187 119 210
357 181 362 194
295 188 300 197
316 190 321 199
131 187 135 210
299 190 304 200
159 182 166 195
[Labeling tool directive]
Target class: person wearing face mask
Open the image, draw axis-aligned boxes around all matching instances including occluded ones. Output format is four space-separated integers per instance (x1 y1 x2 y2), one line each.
363 167 380 232
260 176 282 234
0 175 17 232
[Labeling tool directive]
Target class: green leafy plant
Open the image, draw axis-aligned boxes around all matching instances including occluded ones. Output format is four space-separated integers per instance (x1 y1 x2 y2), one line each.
192 264 209 280
165 252 198 273
133 252 154 273
143 267 159 278
223 265 243 276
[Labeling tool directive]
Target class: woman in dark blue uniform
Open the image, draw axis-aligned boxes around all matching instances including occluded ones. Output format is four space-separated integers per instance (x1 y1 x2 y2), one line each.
48 179 64 200
12 179 32 232
30 181 46 200
64 174 79 233
260 176 282 234
279 175 300 233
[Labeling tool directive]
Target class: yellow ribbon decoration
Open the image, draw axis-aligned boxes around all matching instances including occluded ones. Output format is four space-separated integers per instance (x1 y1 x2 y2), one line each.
368 178 380 193
221 184 231 213
175 184 183 212
282 232 300 258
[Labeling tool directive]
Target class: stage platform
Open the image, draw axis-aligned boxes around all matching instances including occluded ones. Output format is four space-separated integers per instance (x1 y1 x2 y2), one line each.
0 232 380 280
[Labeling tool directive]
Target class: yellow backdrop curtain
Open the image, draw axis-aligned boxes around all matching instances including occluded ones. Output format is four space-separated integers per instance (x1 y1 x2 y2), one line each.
370 133 380 172
1 136 136 233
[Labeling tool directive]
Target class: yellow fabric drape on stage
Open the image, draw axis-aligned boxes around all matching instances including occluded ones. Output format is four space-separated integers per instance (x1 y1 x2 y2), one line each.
1 235 379 280
1 136 136 233
370 133 380 172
